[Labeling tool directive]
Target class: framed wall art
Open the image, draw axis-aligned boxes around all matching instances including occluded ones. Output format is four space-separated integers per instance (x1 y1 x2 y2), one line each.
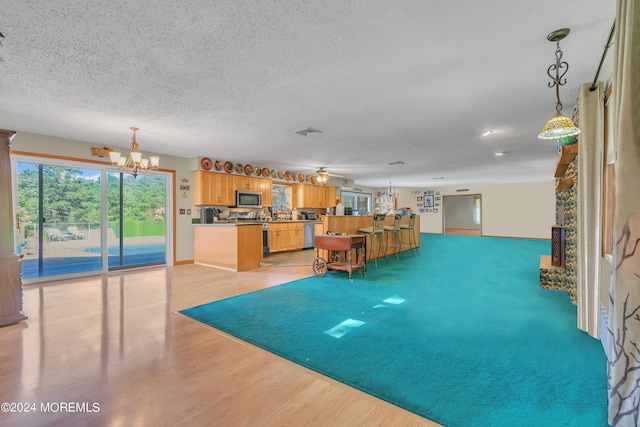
424 194 435 208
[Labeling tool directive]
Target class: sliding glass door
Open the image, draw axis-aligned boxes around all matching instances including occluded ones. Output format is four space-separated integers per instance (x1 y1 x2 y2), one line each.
16 162 103 279
107 172 166 269
15 159 168 281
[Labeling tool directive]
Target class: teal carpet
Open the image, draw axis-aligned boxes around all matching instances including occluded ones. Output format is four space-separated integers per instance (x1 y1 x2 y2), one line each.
181 235 607 427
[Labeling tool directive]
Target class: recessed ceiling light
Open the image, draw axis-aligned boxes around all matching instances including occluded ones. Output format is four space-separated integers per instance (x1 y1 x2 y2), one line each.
495 152 504 157
481 130 494 137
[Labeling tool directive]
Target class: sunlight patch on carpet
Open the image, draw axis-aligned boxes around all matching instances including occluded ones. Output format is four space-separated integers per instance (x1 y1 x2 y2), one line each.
324 319 365 338
383 294 405 305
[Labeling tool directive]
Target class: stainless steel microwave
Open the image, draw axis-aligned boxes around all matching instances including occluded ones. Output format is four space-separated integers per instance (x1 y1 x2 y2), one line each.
236 191 262 208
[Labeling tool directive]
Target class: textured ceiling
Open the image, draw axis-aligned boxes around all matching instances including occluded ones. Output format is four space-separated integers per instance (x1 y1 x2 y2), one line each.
0 0 615 188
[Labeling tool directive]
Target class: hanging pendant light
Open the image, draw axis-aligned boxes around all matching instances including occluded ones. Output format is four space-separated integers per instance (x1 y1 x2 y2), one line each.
109 127 160 178
538 28 581 140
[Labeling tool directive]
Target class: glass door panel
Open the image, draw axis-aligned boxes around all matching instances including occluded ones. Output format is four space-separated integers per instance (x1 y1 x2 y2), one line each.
107 172 166 269
17 162 102 279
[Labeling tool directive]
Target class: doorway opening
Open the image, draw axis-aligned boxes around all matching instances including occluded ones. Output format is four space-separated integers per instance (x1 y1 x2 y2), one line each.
443 194 482 236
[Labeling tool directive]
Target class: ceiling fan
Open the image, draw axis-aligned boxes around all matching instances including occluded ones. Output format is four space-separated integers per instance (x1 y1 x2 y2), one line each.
316 167 344 186
316 167 344 178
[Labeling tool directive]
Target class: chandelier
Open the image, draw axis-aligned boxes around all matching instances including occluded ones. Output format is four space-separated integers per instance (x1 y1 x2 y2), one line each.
538 28 581 140
109 127 160 178
387 182 396 197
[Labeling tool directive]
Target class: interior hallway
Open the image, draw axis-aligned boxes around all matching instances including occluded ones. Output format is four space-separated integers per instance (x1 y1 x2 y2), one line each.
0 263 438 426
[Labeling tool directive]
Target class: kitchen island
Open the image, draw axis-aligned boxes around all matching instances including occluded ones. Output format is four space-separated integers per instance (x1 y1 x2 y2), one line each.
193 223 263 271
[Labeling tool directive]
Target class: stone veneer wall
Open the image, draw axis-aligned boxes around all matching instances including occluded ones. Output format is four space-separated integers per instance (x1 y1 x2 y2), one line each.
539 153 578 304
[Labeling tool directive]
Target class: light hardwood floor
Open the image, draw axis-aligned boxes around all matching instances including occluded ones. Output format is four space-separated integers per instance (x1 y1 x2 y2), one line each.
444 228 481 236
0 264 440 426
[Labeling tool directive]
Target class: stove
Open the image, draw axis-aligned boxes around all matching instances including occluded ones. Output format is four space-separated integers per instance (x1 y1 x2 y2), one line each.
228 210 259 221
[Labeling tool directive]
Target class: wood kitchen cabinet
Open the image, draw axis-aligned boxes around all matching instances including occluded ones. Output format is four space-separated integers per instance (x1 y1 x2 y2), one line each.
324 186 336 207
268 223 288 253
235 176 261 191
268 222 305 253
294 184 336 209
292 222 304 249
260 178 272 206
193 171 235 206
194 172 272 206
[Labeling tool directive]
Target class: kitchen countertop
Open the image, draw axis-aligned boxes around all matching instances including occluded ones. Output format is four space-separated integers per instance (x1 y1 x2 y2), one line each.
194 219 322 226
193 222 262 226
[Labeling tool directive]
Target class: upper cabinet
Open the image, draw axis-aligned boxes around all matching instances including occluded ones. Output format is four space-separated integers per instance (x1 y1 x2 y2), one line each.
260 179 272 206
324 186 336 208
294 184 336 209
193 171 272 206
235 176 261 192
193 171 235 206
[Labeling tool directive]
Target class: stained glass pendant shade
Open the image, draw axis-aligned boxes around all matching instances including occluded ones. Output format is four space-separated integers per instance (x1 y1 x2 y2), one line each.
538 112 581 140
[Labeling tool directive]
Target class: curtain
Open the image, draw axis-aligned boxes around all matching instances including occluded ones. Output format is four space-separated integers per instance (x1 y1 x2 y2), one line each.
607 1 640 425
577 82 604 338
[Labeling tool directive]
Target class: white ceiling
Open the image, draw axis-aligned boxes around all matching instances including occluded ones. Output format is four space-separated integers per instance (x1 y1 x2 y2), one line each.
0 1 615 188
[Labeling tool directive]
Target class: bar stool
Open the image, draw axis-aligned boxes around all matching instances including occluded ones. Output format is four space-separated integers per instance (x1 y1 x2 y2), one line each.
357 214 387 266
400 213 418 255
383 214 402 261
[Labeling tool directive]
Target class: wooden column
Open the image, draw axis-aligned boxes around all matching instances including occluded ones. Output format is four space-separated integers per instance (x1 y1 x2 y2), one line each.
0 129 27 326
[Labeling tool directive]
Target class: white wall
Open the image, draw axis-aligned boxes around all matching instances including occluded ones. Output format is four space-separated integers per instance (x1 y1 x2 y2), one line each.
395 181 555 239
10 131 197 262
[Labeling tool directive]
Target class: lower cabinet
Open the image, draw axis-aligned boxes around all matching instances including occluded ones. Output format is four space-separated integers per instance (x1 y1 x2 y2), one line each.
269 222 305 253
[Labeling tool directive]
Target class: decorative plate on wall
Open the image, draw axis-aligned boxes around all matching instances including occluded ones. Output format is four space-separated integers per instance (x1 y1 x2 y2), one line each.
262 167 270 177
310 176 317 185
244 164 253 175
223 161 234 174
200 157 212 171
214 160 223 171
271 170 278 179
278 170 285 179
297 173 304 183
235 163 243 174
254 167 262 176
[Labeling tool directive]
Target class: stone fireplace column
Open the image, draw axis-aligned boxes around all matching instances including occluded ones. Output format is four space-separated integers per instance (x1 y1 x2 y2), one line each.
0 129 27 326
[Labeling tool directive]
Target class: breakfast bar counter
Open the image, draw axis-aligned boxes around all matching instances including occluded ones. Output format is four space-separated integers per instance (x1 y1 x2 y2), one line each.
319 214 420 260
193 223 263 272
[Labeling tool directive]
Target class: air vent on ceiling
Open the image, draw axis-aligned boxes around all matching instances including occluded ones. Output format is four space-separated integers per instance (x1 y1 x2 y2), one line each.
294 127 323 136
387 161 405 165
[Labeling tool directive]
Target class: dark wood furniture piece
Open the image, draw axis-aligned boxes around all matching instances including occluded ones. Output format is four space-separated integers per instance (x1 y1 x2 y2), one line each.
313 234 367 279
551 225 566 267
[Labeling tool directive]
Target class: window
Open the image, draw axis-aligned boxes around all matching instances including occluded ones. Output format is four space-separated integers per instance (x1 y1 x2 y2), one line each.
603 164 615 255
473 196 481 225
272 184 291 213
602 91 615 256
340 191 371 215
